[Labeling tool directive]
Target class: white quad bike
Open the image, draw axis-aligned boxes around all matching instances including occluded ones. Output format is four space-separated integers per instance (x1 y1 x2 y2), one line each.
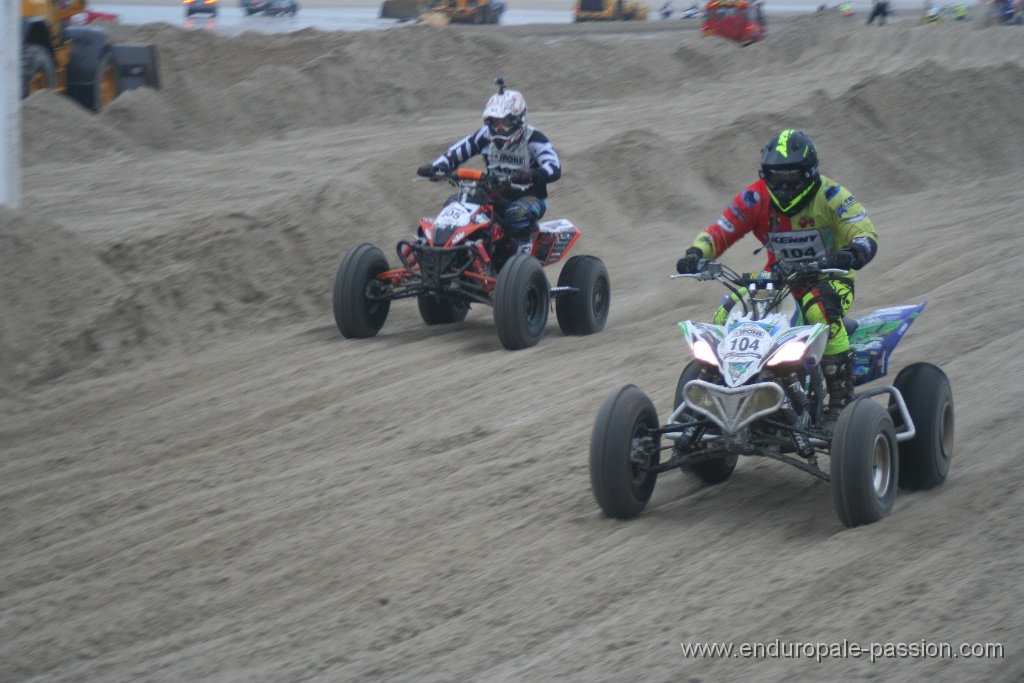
589 259 954 528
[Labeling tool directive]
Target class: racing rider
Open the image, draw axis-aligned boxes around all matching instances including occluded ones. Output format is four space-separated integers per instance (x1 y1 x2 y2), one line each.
417 78 562 261
675 130 879 418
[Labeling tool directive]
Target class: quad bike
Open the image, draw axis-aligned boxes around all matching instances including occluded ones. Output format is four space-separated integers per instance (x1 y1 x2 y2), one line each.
589 259 954 528
332 168 610 350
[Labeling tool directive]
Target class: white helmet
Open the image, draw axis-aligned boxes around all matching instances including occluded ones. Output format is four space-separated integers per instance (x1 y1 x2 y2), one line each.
482 78 527 150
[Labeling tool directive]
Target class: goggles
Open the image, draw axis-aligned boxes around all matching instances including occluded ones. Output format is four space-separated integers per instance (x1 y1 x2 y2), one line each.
761 167 808 192
486 115 519 136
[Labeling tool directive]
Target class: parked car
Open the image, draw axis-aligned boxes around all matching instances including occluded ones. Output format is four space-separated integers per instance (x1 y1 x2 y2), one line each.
242 0 299 16
184 0 218 16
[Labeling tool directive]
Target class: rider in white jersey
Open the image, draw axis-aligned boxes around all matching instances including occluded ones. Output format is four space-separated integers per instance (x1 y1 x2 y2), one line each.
418 79 562 260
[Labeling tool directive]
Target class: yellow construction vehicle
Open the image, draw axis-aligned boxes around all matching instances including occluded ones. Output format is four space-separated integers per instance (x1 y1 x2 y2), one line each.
422 0 505 24
21 0 160 112
574 0 649 21
380 0 504 23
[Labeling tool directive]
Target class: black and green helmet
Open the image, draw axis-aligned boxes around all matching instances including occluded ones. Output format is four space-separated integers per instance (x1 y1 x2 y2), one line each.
759 130 821 215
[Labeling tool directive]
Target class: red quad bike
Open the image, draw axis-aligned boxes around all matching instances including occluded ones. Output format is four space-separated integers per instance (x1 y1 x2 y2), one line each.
332 168 610 350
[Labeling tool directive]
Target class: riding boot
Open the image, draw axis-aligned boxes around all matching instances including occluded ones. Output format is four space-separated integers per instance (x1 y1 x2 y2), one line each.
822 350 856 422
511 236 534 256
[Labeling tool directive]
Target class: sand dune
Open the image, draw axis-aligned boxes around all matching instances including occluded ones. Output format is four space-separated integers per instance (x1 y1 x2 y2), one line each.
3 12 1023 682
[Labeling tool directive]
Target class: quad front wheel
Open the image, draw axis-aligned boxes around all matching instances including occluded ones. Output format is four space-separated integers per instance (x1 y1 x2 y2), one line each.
891 362 954 491
830 397 898 528
590 385 661 519
673 360 738 485
332 243 391 338
493 254 549 350
555 255 610 336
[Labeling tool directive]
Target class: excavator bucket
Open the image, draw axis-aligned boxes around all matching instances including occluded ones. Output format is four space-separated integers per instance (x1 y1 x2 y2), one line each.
380 0 426 19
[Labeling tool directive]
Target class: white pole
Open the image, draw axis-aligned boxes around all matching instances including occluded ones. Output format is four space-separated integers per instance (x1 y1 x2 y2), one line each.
1 0 21 209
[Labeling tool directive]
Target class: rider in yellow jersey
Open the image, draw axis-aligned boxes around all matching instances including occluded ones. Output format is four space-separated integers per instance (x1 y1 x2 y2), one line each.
676 130 879 416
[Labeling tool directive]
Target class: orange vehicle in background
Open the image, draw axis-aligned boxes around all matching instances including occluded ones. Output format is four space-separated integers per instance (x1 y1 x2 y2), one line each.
701 0 766 45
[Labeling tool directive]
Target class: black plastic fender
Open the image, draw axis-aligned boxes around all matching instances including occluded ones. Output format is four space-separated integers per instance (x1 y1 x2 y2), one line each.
21 17 49 46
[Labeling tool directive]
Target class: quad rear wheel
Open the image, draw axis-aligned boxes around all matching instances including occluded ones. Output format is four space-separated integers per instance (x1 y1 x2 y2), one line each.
830 397 898 528
333 244 391 338
493 254 549 350
891 362 954 491
590 385 661 519
673 360 738 484
555 255 610 336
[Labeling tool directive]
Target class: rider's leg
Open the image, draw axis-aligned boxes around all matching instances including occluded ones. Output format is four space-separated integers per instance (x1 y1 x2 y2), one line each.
798 279 856 415
505 197 546 256
713 291 743 325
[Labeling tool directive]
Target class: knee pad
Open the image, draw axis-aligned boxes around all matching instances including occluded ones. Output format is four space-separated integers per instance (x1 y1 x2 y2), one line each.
506 212 536 241
505 198 543 241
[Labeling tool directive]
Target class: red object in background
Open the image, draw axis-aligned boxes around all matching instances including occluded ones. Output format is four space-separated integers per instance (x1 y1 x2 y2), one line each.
701 0 767 45
69 9 120 24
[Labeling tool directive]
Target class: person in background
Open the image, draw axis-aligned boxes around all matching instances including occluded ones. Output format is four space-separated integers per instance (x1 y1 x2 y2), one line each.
867 0 890 24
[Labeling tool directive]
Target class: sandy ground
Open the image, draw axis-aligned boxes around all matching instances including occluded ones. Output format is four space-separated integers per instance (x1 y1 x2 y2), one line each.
4 11 1024 683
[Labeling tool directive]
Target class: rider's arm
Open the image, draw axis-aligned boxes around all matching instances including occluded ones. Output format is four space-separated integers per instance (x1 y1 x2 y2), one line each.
688 182 768 258
526 130 561 183
823 180 878 268
433 126 490 169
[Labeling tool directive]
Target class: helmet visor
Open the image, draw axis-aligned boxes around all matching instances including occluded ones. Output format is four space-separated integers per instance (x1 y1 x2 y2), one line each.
486 115 519 137
762 166 813 206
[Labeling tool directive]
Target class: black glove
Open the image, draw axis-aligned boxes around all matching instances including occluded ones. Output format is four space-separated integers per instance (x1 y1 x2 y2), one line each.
676 248 704 274
417 164 438 178
828 248 858 270
510 168 535 185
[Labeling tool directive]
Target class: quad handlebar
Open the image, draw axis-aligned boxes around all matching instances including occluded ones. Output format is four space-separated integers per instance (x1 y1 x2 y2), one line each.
672 259 848 321
672 259 846 286
416 167 526 188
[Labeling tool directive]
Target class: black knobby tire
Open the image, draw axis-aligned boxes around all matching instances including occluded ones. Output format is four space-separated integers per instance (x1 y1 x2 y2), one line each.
22 44 57 99
590 385 661 519
555 255 610 336
493 254 549 350
75 50 118 113
673 360 738 484
332 244 391 338
890 362 954 491
95 51 119 111
830 397 898 528
417 294 470 326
